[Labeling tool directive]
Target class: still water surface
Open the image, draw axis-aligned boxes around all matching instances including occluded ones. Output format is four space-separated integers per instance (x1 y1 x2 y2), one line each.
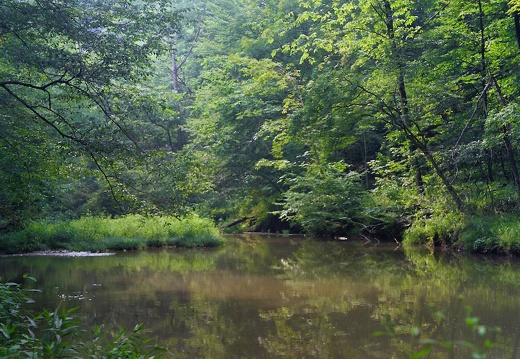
2 234 520 358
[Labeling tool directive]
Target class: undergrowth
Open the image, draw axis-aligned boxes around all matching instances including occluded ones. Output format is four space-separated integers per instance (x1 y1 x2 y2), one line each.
459 213 520 254
403 211 465 248
403 211 520 255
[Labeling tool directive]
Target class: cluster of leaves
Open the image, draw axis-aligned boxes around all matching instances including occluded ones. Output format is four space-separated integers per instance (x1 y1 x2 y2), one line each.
278 162 368 236
185 0 520 244
0 276 162 358
376 304 503 359
0 0 207 230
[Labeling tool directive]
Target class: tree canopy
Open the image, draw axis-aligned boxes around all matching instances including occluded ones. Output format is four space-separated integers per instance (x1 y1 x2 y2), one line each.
2 0 520 249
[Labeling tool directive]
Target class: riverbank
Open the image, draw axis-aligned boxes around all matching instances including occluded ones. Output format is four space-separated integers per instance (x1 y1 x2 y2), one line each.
0 215 224 254
403 212 520 255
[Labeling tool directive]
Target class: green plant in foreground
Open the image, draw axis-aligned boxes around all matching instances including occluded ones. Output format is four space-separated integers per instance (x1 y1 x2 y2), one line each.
375 302 503 358
85 324 164 359
0 277 163 358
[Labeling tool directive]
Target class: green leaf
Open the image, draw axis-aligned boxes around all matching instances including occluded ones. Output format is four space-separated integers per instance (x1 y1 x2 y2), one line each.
409 345 431 359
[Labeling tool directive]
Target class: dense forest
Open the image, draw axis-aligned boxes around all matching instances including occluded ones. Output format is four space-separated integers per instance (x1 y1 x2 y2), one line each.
2 0 520 252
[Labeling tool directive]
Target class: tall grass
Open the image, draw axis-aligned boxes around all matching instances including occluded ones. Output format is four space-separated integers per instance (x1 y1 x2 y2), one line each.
0 215 224 254
404 211 520 255
403 211 465 247
460 213 520 254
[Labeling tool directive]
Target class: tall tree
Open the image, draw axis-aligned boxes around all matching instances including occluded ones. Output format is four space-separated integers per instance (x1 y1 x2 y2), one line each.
272 0 468 210
0 0 190 225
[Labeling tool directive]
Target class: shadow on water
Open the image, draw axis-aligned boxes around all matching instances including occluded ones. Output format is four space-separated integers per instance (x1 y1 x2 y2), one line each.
1 234 520 358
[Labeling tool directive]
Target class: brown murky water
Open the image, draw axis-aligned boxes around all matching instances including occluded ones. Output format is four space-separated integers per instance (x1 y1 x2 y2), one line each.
2 234 520 358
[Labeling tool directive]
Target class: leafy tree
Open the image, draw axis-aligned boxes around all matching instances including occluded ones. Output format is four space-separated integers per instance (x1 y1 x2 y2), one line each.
0 0 208 226
190 52 290 228
435 0 520 210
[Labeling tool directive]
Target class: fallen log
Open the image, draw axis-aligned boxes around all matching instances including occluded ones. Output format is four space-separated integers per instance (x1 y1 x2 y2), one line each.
225 216 250 228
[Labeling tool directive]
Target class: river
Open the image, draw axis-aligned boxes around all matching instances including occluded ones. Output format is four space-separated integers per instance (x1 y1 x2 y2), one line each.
1 234 520 358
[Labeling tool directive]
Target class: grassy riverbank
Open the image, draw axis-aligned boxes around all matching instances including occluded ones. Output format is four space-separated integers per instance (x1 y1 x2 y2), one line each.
404 212 520 255
0 215 224 254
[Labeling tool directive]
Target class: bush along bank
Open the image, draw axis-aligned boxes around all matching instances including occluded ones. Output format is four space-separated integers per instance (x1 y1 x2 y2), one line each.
0 215 224 254
403 212 520 255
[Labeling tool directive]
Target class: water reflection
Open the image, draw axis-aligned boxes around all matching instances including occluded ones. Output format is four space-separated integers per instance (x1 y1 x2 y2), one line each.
1 234 520 358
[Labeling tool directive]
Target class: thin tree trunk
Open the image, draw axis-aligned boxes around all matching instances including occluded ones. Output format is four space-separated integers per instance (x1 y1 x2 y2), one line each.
503 129 520 200
171 33 180 94
364 131 369 189
414 155 424 194
487 149 494 182
170 33 183 150
515 12 520 50
478 0 488 113
492 76 520 203
424 150 465 211
382 0 424 195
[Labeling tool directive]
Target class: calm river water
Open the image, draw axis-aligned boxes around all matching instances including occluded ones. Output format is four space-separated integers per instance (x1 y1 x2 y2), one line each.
2 234 520 358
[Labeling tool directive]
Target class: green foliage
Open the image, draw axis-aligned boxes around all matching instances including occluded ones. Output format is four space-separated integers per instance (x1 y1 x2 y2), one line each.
3 0 520 246
279 162 368 236
0 277 163 358
0 0 205 226
510 0 520 13
189 51 291 229
0 114 69 230
0 276 81 358
86 324 164 359
368 155 423 232
0 215 224 254
460 213 520 254
403 211 466 247
485 103 520 147
376 302 502 359
403 209 520 255
0 275 38 357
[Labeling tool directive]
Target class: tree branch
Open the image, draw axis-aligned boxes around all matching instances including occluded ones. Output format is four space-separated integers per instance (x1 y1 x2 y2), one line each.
88 150 126 215
453 78 493 149
176 15 203 71
0 83 88 145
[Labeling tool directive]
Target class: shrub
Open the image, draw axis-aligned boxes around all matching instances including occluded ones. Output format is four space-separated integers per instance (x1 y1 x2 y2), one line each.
278 162 368 236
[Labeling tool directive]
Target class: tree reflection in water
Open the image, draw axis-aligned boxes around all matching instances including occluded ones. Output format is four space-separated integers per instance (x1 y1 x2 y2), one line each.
1 235 519 358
